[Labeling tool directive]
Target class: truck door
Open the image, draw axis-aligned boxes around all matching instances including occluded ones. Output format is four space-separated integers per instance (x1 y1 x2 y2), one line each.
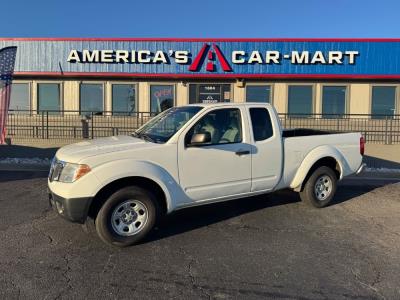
178 107 252 201
248 106 283 192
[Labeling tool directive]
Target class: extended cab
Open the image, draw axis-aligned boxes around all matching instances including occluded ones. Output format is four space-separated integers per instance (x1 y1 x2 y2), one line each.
48 103 365 247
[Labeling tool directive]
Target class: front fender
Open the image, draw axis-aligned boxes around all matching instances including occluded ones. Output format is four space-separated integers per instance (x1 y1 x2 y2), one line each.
289 145 351 190
91 159 188 213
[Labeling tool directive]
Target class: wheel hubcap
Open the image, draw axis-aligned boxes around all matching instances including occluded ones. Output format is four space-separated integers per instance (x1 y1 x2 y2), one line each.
314 175 332 201
111 200 148 236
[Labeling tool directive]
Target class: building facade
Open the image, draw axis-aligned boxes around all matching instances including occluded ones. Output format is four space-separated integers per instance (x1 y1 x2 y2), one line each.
1 38 400 117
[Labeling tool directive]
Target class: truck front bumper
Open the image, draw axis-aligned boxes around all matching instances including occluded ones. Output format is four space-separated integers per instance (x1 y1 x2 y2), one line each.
48 190 92 224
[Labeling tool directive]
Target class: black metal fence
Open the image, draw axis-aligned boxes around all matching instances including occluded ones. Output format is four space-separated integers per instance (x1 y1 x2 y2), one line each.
279 113 400 144
6 110 155 142
5 110 400 144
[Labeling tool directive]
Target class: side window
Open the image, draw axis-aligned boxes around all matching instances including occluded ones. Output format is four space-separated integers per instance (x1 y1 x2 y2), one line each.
249 108 273 141
186 108 242 145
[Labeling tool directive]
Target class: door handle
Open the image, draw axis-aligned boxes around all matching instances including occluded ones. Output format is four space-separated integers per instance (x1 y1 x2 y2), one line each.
235 150 250 156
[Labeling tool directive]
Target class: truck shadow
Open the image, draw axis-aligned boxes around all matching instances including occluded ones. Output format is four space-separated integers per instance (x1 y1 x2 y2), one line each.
330 184 379 205
145 184 381 244
0 170 49 183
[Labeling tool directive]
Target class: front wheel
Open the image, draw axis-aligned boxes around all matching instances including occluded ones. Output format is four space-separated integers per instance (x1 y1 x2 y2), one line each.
299 166 337 208
95 186 159 247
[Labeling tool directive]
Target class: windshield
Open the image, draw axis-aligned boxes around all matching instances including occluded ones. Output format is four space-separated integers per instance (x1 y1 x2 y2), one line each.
134 106 203 143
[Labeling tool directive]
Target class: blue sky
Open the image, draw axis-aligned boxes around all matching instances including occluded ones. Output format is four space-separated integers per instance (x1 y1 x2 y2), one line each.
1 0 399 37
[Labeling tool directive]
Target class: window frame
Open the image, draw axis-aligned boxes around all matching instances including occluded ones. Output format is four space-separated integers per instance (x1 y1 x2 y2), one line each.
9 81 32 114
36 81 63 114
110 82 138 115
245 83 274 104
370 84 398 118
248 107 274 142
149 83 176 114
184 107 243 147
321 84 350 118
187 82 234 105
287 83 316 117
79 81 105 115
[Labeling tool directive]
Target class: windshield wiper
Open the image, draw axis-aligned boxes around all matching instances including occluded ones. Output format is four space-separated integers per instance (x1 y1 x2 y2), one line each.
140 133 156 143
131 131 157 143
133 132 156 143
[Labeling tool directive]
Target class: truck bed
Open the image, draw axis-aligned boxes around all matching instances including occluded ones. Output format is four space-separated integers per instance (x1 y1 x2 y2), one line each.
277 131 363 190
282 128 338 138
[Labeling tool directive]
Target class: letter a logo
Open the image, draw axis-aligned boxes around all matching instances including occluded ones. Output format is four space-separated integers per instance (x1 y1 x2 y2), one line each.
189 43 232 72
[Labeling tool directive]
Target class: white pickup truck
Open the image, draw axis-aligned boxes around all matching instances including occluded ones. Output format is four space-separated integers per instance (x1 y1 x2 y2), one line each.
48 103 365 247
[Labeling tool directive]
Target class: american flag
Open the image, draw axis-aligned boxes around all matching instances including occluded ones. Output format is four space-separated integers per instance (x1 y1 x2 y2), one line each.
0 46 17 144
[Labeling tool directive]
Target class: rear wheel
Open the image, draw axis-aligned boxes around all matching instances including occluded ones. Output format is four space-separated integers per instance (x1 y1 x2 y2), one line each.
95 186 159 247
299 166 337 208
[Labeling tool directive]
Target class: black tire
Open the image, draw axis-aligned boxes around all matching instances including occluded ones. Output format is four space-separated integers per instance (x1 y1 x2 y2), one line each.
95 186 159 247
299 166 337 208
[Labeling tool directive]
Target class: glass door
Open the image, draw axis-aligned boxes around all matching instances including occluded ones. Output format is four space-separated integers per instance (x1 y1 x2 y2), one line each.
189 84 231 104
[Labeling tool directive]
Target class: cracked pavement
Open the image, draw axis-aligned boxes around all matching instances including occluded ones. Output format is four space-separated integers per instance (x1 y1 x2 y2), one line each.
0 171 399 299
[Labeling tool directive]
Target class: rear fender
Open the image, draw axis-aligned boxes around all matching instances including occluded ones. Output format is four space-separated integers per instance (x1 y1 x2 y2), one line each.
290 145 350 191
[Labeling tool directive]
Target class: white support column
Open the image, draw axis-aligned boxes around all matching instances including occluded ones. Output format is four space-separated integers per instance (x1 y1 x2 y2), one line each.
273 83 287 114
104 81 112 113
350 84 370 116
138 82 149 112
176 82 188 106
314 83 322 114
31 81 37 112
233 81 245 103
63 80 79 114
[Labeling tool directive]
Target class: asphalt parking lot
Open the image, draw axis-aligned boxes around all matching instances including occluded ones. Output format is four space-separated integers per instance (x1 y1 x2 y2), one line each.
0 171 399 300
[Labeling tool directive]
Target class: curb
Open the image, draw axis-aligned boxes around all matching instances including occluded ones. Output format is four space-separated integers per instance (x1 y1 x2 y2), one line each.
0 163 50 172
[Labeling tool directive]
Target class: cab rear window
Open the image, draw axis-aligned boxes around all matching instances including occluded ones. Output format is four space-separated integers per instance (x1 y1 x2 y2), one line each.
249 108 273 141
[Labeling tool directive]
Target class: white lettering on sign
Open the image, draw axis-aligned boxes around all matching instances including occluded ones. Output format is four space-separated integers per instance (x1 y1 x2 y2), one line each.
292 51 309 64
138 50 151 63
115 50 129 63
232 51 245 63
311 51 326 64
248 51 263 64
291 51 359 64
66 49 360 67
67 50 80 62
266 51 280 64
153 51 167 63
101 50 114 63
83 49 99 62
345 51 359 64
328 51 343 64
174 51 189 64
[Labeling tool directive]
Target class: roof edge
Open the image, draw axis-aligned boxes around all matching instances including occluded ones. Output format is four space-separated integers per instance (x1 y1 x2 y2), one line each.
2 37 400 42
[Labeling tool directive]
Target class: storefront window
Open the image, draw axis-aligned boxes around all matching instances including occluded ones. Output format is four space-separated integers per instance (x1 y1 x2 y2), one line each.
371 86 396 118
150 85 174 114
246 85 271 103
112 84 136 115
288 85 313 117
322 86 347 118
9 83 30 112
189 84 231 104
37 83 61 113
80 83 103 114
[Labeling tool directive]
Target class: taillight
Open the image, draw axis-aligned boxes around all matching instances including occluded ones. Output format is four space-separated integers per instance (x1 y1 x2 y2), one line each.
360 136 365 156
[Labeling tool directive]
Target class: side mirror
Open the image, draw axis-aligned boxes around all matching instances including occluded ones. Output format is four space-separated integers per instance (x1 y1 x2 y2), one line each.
188 132 211 146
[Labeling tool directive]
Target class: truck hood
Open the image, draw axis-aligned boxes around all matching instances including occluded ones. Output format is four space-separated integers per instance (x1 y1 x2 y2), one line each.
55 135 154 162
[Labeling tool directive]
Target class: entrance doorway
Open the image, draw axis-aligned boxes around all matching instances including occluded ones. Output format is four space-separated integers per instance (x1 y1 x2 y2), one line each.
189 84 232 104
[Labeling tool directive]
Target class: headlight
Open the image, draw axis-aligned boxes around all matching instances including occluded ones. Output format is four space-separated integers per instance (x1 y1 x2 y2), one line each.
58 162 91 183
